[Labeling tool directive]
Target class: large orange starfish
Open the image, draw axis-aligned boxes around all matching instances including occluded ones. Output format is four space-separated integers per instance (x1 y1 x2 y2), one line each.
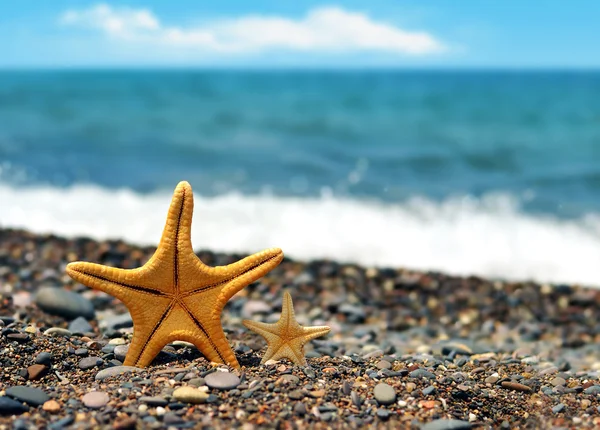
243 291 330 366
66 181 283 368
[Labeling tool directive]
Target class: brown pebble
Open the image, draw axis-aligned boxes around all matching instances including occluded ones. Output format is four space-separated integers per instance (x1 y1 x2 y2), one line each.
322 367 337 373
42 400 61 414
308 389 325 398
113 415 137 430
27 364 48 380
501 381 532 392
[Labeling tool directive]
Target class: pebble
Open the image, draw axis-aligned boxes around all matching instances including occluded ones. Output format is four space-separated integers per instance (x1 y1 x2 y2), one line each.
35 352 53 365
293 402 307 416
27 364 48 380
114 344 129 362
7 333 30 342
82 391 109 409
95 366 141 381
373 383 396 405
583 385 600 395
289 390 304 400
422 419 472 430
422 385 436 396
376 360 392 370
43 327 72 337
172 386 209 404
552 403 566 414
139 396 168 407
68 316 93 334
79 357 103 370
377 409 392 420
42 400 61 414
34 287 95 319
5 386 50 406
0 397 29 415
550 376 566 387
501 381 532 392
410 368 436 379
205 371 241 390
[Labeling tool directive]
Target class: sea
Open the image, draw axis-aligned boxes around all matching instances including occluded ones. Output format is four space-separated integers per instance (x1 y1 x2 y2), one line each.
1 70 600 286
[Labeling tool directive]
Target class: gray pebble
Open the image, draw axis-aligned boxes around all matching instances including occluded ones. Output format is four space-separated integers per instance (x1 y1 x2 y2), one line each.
552 403 565 414
373 383 396 405
139 396 168 407
68 316 93 334
79 357 103 370
43 327 72 337
75 348 89 357
82 391 109 409
351 391 362 408
409 368 436 379
35 352 53 365
377 409 392 420
114 345 129 362
35 287 95 320
0 396 29 415
422 385 437 396
422 419 472 430
5 386 50 406
583 385 600 395
95 366 141 381
204 371 241 390
293 402 307 416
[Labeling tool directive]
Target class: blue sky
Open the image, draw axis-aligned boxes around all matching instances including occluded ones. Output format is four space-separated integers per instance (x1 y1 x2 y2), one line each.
1 0 599 68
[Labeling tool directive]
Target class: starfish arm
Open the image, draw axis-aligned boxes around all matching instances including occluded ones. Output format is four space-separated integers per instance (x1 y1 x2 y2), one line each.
280 291 296 324
242 319 283 339
299 326 331 343
218 248 283 301
66 261 167 304
145 181 195 279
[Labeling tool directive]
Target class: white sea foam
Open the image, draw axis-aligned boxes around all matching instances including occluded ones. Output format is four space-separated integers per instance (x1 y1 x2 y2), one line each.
1 183 600 287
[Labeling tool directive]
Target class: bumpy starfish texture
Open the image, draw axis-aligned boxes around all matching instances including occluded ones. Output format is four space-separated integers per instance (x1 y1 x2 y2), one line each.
242 291 330 366
66 181 283 369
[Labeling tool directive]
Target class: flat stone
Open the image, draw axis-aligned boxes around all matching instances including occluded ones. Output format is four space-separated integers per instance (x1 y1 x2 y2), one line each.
139 396 168 407
288 390 304 400
7 333 30 343
583 385 600 395
501 381 532 392
43 327 72 337
0 396 29 415
552 403 566 414
422 385 437 396
205 371 241 390
376 360 392 370
422 419 472 430
373 383 396 405
95 366 141 381
35 352 53 365
5 386 50 406
377 409 392 420
79 357 103 370
409 368 436 379
35 287 95 320
68 316 93 334
82 391 110 409
550 377 566 387
172 387 209 404
27 364 48 380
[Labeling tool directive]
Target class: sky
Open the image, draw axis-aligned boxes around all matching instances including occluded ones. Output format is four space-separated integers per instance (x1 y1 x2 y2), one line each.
0 0 599 69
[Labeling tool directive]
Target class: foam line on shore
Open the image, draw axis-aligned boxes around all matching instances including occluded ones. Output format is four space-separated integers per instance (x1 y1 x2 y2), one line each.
1 183 600 286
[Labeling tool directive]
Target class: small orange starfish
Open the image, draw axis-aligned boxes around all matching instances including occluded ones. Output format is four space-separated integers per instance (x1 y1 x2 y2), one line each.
243 291 330 366
66 181 283 368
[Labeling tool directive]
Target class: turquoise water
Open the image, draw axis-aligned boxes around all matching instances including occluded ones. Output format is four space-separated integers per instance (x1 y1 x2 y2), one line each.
1 70 600 284
1 70 599 216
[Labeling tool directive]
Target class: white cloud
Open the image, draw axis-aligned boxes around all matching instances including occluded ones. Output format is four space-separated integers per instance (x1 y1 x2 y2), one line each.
59 4 446 56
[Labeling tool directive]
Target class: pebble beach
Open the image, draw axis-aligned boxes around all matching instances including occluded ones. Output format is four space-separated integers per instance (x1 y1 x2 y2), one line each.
1 228 600 429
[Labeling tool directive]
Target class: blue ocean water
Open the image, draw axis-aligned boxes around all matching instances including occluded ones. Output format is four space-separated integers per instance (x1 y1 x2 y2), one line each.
1 70 600 285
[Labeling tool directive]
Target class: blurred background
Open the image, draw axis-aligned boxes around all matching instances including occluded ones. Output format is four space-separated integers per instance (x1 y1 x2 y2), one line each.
1 1 599 285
